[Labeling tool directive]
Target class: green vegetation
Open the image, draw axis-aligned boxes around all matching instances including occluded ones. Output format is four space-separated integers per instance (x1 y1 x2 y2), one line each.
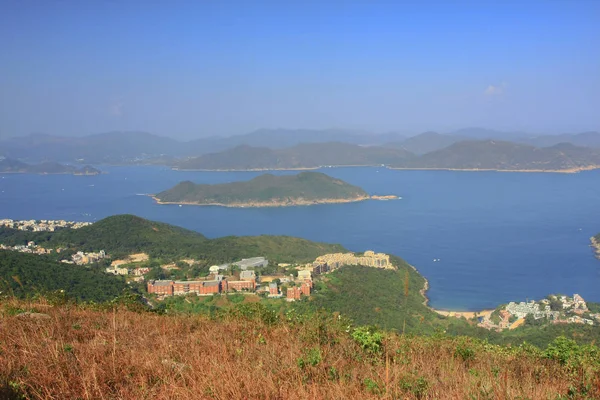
390 140 600 171
0 214 345 263
0 250 127 302
176 142 414 170
155 172 369 206
0 158 100 175
2 299 599 398
311 262 442 334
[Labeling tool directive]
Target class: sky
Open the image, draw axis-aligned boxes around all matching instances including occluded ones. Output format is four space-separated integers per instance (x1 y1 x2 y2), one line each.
1 0 599 140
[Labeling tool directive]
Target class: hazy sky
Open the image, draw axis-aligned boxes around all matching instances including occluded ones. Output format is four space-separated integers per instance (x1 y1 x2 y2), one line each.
1 1 599 139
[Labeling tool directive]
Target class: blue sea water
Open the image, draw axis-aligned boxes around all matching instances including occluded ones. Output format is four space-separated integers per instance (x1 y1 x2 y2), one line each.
1 166 599 310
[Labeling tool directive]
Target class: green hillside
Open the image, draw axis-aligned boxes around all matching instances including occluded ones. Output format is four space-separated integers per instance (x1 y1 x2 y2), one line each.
391 140 600 171
0 214 346 263
0 251 127 302
155 172 369 206
176 142 414 170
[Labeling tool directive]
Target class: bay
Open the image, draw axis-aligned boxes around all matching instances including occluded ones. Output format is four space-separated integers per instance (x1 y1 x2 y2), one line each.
1 166 599 310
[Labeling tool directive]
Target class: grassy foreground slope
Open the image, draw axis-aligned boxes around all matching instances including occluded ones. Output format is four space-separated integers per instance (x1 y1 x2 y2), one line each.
155 172 369 206
1 299 598 399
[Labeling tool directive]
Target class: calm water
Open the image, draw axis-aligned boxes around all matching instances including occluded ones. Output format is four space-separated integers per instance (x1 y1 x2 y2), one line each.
1 166 599 310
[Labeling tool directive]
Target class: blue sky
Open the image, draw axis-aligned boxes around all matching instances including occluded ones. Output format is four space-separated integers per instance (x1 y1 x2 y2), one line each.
1 0 599 139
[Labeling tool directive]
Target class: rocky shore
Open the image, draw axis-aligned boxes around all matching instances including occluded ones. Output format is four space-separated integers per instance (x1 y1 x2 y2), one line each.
591 236 600 259
151 194 398 207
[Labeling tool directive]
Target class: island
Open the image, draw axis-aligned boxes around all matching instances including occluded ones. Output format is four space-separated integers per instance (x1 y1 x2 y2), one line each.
151 171 398 207
0 158 101 175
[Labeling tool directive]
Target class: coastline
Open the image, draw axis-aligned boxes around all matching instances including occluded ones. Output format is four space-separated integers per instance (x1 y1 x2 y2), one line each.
417 267 493 319
386 165 600 174
172 164 386 172
150 194 398 207
591 236 600 259
170 164 600 174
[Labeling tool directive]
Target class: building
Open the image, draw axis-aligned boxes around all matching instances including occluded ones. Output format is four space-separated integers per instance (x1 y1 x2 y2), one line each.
286 286 302 302
312 261 330 275
314 251 392 271
268 283 281 298
148 279 221 296
173 280 221 296
240 270 256 281
223 279 256 292
298 270 312 281
106 266 128 275
209 265 221 274
300 281 311 296
234 257 268 270
132 267 150 276
147 280 174 296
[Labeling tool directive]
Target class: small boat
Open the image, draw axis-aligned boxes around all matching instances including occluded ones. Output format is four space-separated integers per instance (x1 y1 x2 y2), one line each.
179 205 182 208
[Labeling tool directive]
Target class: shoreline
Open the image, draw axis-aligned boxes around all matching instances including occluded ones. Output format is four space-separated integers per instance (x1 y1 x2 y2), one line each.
172 164 385 172
150 194 398 207
386 165 600 174
591 236 600 259
170 164 600 174
417 269 493 319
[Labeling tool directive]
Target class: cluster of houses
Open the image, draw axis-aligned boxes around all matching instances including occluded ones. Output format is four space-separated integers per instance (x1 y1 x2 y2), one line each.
479 294 599 331
65 250 107 265
0 219 91 232
0 241 55 255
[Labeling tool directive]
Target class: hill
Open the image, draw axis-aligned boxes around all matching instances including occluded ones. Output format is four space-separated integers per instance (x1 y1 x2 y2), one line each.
0 251 127 302
0 130 409 164
387 131 466 155
1 299 598 399
154 172 372 207
390 140 600 172
176 142 414 170
0 158 100 175
0 214 346 263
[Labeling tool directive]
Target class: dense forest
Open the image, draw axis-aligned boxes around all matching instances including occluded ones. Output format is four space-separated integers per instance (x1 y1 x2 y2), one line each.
0 214 346 263
0 251 127 302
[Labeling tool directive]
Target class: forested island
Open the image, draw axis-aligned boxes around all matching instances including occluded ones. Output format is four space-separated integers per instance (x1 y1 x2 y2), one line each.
0 158 100 175
153 172 396 207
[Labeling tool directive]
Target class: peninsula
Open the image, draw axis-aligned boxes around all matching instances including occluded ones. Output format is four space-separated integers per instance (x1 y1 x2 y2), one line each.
152 172 397 207
0 158 101 175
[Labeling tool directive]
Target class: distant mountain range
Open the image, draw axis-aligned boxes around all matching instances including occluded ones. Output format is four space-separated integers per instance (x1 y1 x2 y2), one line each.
390 141 600 172
0 158 101 175
0 129 406 163
1 128 599 166
176 142 414 170
171 140 600 172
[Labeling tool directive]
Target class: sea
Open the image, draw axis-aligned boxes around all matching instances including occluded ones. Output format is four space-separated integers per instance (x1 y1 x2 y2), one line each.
1 166 599 311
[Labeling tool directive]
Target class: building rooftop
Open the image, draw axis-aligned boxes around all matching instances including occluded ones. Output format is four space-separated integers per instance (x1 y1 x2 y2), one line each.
151 280 173 286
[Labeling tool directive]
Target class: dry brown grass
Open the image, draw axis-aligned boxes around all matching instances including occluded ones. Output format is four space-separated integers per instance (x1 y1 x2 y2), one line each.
0 299 598 399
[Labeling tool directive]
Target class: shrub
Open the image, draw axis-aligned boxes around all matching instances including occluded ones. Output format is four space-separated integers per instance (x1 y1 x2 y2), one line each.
351 326 384 354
